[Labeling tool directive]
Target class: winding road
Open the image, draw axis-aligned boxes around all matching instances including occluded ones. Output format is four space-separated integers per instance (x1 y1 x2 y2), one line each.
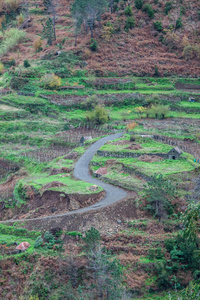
1 132 127 223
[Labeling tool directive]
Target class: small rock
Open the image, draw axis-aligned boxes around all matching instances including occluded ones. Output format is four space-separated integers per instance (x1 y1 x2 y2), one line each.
117 220 122 224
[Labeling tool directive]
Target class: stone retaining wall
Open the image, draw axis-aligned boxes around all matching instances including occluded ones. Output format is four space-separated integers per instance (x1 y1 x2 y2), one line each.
97 150 168 159
175 82 200 90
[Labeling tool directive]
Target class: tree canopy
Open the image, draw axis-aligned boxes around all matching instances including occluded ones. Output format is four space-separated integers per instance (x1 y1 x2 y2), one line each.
71 0 108 39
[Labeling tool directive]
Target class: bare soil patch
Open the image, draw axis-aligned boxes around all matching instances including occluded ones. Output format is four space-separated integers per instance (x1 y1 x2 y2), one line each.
138 155 163 162
110 140 130 146
0 188 105 221
125 144 143 150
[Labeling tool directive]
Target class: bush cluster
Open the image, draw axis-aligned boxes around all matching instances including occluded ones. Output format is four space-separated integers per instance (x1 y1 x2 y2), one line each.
135 0 143 9
90 38 98 51
165 2 172 14
124 6 133 16
86 104 109 125
175 17 182 29
146 104 170 119
33 38 43 52
40 73 61 89
24 60 31 68
124 16 135 31
153 21 163 32
0 28 26 56
183 44 200 60
0 62 4 74
0 224 40 238
143 3 154 19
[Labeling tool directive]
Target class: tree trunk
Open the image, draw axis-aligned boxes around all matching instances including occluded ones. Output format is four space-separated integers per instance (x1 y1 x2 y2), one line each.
75 33 77 47
48 38 52 46
90 27 94 38
53 12 56 40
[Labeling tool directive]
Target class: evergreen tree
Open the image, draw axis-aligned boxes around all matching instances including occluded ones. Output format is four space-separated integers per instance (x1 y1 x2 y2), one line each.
43 0 57 40
144 173 175 221
42 17 54 45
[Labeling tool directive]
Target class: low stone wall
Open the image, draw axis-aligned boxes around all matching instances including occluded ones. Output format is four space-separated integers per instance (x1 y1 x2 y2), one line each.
175 82 200 90
97 150 168 159
122 166 151 181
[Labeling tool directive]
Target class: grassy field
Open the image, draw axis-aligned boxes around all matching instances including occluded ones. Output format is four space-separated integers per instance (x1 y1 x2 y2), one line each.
23 173 103 195
100 136 173 153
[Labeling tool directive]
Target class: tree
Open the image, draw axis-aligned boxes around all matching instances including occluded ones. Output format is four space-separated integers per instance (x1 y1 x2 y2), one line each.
43 0 57 40
135 106 146 118
144 173 175 222
71 0 108 42
182 201 200 248
83 227 101 253
82 227 126 299
87 105 109 125
42 17 54 45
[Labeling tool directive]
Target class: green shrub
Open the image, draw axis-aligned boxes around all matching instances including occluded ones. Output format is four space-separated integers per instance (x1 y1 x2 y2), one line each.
6 58 16 67
143 4 154 19
153 21 163 32
165 238 175 252
156 247 165 259
0 62 4 74
23 60 31 68
0 224 40 238
67 231 82 237
165 2 172 14
198 10 200 20
82 95 99 110
175 17 182 29
40 73 61 89
34 236 44 248
135 0 143 9
130 135 136 142
124 6 133 16
0 29 26 56
124 16 135 31
44 231 55 243
86 104 109 125
180 6 186 15
44 231 56 248
10 76 29 90
144 173 175 221
145 94 160 107
150 104 170 119
154 64 160 77
148 249 156 260
90 38 98 51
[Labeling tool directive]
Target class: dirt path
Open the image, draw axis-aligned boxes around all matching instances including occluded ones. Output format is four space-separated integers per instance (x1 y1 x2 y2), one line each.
1 132 127 223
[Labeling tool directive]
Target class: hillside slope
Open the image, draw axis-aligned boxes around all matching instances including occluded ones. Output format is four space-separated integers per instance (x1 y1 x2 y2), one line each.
1 0 200 76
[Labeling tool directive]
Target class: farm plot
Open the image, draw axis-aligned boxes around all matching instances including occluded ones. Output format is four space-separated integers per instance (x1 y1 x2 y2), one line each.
99 135 173 154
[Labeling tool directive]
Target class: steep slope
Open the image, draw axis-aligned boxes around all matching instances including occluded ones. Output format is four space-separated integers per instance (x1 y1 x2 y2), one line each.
1 0 200 76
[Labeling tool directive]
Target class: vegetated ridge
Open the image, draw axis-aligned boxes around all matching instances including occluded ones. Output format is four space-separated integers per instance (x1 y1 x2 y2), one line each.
1 0 200 76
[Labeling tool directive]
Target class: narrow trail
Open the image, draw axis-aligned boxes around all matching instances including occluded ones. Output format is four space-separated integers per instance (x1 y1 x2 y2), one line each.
1 132 127 223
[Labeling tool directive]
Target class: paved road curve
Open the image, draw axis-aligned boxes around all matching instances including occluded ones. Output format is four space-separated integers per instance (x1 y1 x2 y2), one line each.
1 132 127 223
73 131 127 212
